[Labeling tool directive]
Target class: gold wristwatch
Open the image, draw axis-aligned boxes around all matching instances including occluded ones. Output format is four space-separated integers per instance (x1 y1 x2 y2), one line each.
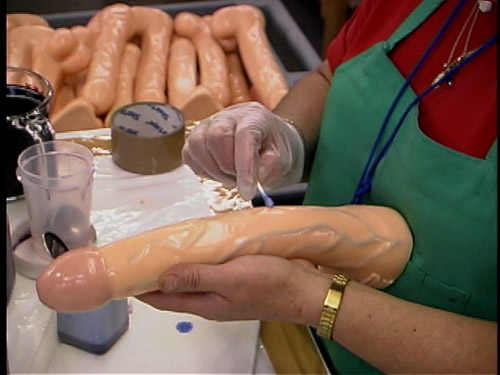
317 273 349 339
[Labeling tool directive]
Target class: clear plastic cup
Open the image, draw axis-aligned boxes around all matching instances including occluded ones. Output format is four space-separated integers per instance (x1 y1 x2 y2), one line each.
16 141 95 254
17 140 128 355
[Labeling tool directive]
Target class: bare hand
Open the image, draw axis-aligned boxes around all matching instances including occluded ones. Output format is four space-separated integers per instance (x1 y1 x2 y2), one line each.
136 255 331 327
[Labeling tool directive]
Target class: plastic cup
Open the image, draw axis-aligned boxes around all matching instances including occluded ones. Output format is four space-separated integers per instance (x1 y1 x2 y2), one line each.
16 141 95 254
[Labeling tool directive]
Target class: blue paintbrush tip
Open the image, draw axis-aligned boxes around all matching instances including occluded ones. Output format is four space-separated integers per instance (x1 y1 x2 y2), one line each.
257 183 274 208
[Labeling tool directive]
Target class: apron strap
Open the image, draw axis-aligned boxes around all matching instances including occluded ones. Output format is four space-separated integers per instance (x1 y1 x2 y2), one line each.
486 139 497 167
386 0 446 49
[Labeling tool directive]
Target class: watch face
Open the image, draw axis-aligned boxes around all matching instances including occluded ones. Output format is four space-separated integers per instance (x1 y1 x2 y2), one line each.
317 274 349 338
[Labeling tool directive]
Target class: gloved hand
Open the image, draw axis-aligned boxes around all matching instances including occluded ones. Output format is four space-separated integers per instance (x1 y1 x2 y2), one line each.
182 101 305 200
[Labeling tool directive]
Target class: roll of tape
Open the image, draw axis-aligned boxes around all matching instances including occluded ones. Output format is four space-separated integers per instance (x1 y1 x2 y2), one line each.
110 102 185 175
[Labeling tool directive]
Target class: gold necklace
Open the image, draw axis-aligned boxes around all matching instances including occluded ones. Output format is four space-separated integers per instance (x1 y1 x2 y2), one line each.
432 1 482 87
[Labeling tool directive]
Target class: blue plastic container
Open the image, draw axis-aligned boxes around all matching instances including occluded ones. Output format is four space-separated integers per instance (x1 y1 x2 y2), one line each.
57 299 129 354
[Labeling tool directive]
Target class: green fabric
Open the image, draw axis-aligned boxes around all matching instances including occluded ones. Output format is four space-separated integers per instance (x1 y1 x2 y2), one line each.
303 0 498 374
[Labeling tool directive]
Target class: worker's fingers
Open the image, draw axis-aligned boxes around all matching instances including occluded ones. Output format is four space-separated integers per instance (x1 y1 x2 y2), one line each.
158 263 229 294
205 116 237 176
182 119 236 186
136 290 228 319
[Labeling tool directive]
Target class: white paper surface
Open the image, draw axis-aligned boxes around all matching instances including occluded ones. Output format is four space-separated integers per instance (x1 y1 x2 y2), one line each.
7 131 264 374
40 299 260 374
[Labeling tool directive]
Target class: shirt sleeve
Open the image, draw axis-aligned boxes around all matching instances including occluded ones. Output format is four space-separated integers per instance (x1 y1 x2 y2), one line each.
326 0 374 72
325 0 421 73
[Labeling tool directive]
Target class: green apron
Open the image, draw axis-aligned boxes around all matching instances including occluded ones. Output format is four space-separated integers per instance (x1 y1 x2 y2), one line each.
303 1 497 373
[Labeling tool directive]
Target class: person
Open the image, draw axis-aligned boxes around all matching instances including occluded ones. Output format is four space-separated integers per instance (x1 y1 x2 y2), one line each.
138 0 497 373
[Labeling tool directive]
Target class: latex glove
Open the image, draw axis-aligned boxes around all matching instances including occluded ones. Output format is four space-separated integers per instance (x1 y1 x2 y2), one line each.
136 255 331 326
182 101 305 200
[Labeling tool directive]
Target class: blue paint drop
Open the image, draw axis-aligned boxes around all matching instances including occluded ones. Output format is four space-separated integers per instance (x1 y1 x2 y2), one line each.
176 321 193 333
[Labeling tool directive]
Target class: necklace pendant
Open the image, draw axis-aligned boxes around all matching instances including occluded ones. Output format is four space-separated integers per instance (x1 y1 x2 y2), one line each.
478 0 492 12
432 63 452 87
432 71 446 86
432 70 453 88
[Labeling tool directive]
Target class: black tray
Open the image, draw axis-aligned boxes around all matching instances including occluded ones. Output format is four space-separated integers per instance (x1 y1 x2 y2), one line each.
39 0 322 86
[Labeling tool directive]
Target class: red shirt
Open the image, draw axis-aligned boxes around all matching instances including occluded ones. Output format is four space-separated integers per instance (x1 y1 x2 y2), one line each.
326 0 497 158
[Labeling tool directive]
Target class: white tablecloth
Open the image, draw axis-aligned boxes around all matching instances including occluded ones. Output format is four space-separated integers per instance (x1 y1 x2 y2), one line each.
7 146 274 374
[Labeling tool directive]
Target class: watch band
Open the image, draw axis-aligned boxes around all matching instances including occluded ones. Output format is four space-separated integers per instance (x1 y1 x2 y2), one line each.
316 273 349 339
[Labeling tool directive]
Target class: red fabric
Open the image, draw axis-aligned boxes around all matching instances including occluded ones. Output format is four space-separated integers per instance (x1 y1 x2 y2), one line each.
326 0 497 158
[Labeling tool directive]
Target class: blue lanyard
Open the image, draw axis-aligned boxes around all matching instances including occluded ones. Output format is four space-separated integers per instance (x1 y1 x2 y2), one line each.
351 0 498 204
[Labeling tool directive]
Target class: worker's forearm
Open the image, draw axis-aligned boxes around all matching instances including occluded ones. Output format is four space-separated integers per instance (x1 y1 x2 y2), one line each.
333 281 497 374
273 60 332 178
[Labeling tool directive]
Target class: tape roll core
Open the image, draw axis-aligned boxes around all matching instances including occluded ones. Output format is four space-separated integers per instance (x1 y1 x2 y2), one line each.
110 102 185 175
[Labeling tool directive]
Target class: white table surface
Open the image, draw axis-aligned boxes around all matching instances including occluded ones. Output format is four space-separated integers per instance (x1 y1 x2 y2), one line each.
7 149 274 374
